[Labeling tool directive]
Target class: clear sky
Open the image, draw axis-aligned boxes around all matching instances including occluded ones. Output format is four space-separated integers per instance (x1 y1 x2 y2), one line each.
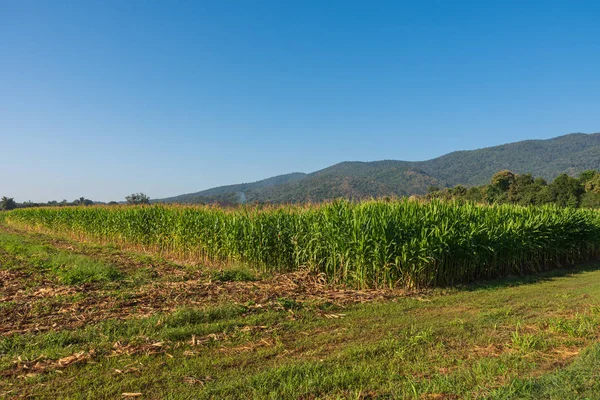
2 1 599 202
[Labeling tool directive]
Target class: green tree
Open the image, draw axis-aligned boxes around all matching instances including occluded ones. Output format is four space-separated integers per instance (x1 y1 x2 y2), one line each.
464 186 484 203
451 185 468 197
485 170 516 203
507 174 535 204
491 170 516 192
126 193 150 205
546 174 584 208
74 197 93 206
578 170 598 184
0 196 17 211
584 174 600 194
580 192 600 209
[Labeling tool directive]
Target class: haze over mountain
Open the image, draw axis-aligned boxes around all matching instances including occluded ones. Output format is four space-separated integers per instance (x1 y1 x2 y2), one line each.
157 132 600 205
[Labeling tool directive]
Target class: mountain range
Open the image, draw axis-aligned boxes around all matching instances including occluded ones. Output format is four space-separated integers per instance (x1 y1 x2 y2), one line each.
156 132 600 204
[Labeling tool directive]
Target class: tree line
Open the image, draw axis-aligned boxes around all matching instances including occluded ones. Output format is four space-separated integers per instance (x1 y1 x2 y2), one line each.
0 193 150 211
4 172 600 212
427 170 600 208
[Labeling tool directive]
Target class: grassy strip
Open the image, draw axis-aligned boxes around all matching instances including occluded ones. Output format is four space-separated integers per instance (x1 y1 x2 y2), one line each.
0 230 124 286
489 343 600 399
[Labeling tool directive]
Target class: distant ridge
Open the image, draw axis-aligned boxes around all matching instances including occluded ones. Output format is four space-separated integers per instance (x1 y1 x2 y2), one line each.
155 132 600 204
156 172 307 204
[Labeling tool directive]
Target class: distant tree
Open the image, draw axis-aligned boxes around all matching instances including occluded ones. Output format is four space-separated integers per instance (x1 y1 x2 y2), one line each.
426 187 451 201
108 201 119 206
535 185 555 205
508 174 535 204
74 197 93 206
126 193 150 205
0 197 17 211
584 173 600 194
464 186 484 203
491 170 516 192
547 174 584 208
485 170 516 203
451 185 468 197
578 170 598 184
580 192 600 209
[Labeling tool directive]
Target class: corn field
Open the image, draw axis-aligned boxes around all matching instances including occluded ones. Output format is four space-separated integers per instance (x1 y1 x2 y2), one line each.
3 200 600 288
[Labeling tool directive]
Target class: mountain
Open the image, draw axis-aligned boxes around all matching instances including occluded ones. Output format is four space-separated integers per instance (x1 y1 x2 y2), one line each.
415 133 600 186
155 132 600 205
156 172 307 204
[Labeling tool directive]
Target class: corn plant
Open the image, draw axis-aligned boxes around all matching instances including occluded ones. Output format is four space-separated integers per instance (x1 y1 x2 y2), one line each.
5 200 600 288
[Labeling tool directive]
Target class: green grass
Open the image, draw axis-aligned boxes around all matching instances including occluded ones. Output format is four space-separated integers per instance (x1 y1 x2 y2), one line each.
49 252 123 284
2 226 600 399
488 343 600 399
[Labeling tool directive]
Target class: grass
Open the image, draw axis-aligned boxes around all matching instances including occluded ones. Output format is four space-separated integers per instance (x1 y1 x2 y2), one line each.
50 253 123 284
489 343 600 398
2 225 600 398
0 230 122 285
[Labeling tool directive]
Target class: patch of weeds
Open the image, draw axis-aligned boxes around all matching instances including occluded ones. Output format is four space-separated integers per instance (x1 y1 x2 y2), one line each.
30 301 55 315
589 305 600 315
277 298 302 311
407 326 435 347
488 343 600 399
510 325 541 352
549 314 598 338
449 318 474 332
54 292 87 303
50 253 123 285
129 267 158 285
211 266 258 282
0 301 16 309
0 329 87 358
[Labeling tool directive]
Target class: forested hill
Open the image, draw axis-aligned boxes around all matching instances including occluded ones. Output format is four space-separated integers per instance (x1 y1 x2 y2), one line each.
155 173 307 204
415 133 600 187
156 132 600 205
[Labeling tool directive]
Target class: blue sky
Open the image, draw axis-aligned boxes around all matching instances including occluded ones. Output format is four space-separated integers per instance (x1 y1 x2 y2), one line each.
2 1 599 202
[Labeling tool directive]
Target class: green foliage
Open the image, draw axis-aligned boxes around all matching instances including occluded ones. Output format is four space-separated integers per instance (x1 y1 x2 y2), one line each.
0 196 17 211
277 298 302 311
491 170 516 192
126 193 150 205
584 172 600 194
580 192 600 209
50 253 124 285
547 174 584 208
436 168 600 209
6 199 600 288
578 169 598 183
